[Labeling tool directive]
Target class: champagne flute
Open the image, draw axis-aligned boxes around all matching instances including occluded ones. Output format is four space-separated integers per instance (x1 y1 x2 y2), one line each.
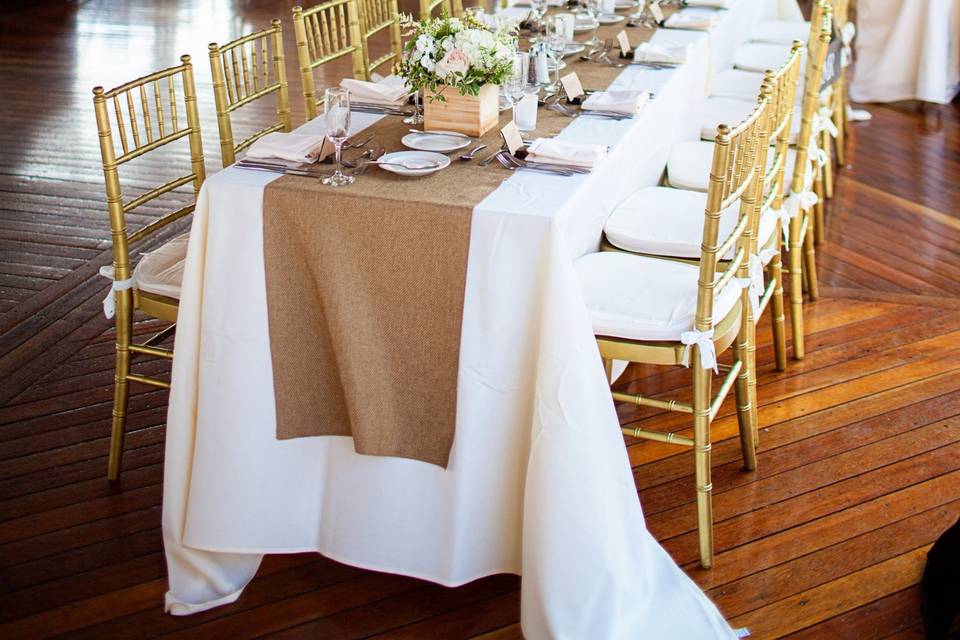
505 53 529 119
585 0 603 47
546 17 566 93
530 0 548 33
322 87 354 186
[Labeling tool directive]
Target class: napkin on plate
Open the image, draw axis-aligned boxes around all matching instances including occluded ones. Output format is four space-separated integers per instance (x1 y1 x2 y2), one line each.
245 132 329 164
526 138 608 169
581 90 650 115
340 74 410 107
682 0 731 8
663 9 720 30
633 42 693 64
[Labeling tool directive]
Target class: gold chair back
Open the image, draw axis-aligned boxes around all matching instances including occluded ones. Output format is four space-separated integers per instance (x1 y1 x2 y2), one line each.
357 0 403 78
293 0 367 121
92 55 206 480
209 20 292 167
420 0 452 19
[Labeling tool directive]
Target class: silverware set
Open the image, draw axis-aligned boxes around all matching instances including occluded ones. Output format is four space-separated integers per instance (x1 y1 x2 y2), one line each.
351 104 413 117
494 151 588 177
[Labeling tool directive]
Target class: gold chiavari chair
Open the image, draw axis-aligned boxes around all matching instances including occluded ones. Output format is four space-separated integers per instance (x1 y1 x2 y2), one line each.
601 45 802 453
293 1 367 121
784 4 833 359
209 19 292 168
357 0 403 79
92 55 205 480
420 0 452 20
576 83 775 568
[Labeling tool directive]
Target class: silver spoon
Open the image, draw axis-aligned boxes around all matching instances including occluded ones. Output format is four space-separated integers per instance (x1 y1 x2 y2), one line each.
459 144 488 161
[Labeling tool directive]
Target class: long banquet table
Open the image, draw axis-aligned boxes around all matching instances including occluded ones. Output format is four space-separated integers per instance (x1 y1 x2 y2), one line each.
163 1 801 637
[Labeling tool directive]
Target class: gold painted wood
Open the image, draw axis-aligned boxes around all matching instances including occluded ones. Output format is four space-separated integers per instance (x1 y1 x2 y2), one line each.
209 19 293 167
358 0 403 78
91 54 205 480
420 0 452 19
294 0 367 121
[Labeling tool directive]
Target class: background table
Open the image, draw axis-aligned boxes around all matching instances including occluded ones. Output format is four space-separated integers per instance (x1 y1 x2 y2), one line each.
163 2 802 637
851 0 960 104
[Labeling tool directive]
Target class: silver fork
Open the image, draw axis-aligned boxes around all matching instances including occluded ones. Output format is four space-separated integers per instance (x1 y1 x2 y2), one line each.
345 135 374 149
495 152 574 176
459 144 488 161
500 153 591 175
350 147 384 175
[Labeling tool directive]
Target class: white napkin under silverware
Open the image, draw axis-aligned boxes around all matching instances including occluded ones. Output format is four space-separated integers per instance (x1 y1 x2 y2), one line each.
526 139 608 169
663 9 721 30
681 0 731 8
581 90 650 116
245 132 329 164
340 74 410 107
633 42 693 64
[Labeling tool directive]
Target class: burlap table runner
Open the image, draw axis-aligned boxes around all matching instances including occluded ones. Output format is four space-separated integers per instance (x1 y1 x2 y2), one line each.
263 16 671 467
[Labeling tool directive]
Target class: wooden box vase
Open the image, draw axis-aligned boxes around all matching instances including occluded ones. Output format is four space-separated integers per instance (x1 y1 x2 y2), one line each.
423 84 500 137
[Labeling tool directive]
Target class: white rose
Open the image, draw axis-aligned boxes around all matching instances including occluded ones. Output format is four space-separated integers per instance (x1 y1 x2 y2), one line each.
436 48 471 78
415 34 435 55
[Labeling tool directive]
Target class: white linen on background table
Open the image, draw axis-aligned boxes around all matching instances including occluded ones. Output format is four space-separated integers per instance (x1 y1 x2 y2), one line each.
163 1 804 637
850 0 960 104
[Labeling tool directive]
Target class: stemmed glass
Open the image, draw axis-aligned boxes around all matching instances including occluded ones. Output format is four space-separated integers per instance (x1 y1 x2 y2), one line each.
545 17 567 94
403 89 424 125
584 0 603 47
505 53 529 120
322 87 354 186
530 0 548 33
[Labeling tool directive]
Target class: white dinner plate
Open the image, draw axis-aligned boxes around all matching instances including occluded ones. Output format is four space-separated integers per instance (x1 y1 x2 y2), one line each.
614 0 635 9
598 14 625 24
401 132 471 153
376 150 451 176
563 43 586 57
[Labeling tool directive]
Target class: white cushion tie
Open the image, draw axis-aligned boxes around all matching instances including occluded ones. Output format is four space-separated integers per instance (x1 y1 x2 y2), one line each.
681 328 718 373
758 247 779 265
813 107 839 139
841 23 856 68
771 206 792 245
99 264 135 319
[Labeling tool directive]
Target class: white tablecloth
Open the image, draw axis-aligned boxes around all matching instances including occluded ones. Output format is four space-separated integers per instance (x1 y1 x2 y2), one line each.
162 2 802 637
850 0 960 104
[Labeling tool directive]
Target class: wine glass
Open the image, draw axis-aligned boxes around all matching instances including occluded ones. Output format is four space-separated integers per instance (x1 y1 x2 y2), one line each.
530 0 548 33
403 88 424 125
321 87 354 187
505 53 529 116
584 0 603 47
545 17 567 93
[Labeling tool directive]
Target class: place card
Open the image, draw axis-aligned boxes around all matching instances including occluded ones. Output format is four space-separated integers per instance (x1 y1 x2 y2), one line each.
500 120 525 156
649 0 665 24
560 72 584 100
616 30 632 57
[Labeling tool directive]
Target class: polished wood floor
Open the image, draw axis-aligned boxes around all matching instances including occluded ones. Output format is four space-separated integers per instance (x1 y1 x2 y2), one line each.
1 1 959 638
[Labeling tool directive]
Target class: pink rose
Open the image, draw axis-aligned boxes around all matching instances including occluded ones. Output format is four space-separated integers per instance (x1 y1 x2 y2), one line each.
436 48 470 78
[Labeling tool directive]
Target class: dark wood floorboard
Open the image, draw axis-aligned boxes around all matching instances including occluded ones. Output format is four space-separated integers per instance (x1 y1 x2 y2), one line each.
1 0 958 638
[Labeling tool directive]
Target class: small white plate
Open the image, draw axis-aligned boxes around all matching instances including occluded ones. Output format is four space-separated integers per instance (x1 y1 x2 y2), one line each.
598 14 625 24
614 0 635 9
377 150 450 176
401 132 471 153
563 43 586 57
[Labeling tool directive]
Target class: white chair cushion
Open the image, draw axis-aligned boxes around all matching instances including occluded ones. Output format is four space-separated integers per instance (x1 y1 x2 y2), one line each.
733 43 805 74
668 141 801 193
709 68 765 100
574 252 742 342
751 19 809 45
605 187 777 260
700 97 800 144
133 233 189 299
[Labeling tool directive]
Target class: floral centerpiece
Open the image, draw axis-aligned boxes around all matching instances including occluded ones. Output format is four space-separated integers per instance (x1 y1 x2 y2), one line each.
397 13 516 136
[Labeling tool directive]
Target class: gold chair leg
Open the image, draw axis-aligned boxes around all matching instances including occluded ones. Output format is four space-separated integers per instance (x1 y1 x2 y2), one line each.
814 170 826 245
834 80 847 166
788 224 805 360
108 291 133 481
693 359 714 568
602 358 613 385
732 302 758 471
769 248 788 372
804 214 820 301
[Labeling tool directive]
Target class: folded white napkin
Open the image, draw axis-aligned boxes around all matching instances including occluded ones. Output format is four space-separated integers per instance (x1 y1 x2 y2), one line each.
526 138 607 168
581 90 650 115
340 74 410 107
482 7 529 29
245 132 329 164
682 0 731 8
663 9 720 30
633 42 692 64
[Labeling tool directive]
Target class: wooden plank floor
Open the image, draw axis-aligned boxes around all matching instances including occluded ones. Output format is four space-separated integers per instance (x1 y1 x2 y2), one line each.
1 1 958 638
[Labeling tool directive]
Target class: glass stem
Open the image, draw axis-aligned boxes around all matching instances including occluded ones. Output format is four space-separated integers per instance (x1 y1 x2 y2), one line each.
334 142 343 177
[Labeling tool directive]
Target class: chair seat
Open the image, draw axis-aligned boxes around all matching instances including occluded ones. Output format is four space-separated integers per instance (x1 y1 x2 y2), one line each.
574 251 742 342
667 141 798 193
733 42 805 74
751 19 809 45
701 97 800 144
709 68 806 104
605 187 778 260
133 233 189 299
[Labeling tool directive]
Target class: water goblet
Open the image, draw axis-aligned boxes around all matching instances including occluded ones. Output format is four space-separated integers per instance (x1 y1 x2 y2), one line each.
321 87 354 186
